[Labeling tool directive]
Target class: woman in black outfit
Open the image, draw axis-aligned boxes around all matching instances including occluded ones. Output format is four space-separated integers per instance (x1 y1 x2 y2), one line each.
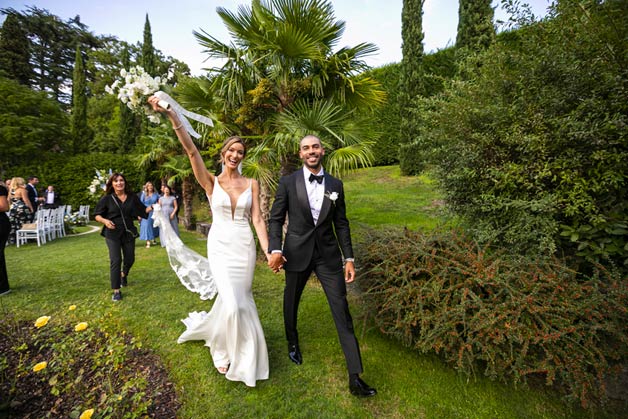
0 180 11 295
94 173 150 301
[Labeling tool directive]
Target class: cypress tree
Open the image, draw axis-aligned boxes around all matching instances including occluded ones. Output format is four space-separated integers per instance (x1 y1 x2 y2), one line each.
399 0 425 175
71 45 89 153
0 12 32 85
456 0 495 51
141 14 156 75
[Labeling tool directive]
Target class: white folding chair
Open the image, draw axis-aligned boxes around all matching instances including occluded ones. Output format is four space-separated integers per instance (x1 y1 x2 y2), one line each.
40 209 55 241
79 205 90 222
16 210 47 247
52 207 65 238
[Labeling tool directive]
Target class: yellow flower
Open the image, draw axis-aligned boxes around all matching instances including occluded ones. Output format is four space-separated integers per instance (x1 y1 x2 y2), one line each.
74 322 88 332
79 408 95 419
68 305 77 311
34 316 51 328
33 361 47 372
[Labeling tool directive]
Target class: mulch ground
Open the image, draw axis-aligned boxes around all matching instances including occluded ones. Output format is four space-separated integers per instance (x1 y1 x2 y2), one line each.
0 320 180 418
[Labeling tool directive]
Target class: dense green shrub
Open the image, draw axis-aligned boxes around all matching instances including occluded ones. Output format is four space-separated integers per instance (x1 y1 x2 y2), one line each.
355 227 628 407
366 64 401 166
420 1 628 267
10 153 145 211
0 76 69 175
368 47 457 168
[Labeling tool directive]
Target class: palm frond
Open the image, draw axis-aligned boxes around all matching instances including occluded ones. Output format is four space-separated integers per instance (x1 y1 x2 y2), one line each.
325 143 374 178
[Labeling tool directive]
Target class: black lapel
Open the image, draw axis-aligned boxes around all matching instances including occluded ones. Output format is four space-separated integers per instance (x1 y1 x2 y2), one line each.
316 174 333 226
295 171 315 225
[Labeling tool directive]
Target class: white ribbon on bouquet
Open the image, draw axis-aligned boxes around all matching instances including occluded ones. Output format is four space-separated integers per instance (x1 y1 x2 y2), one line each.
154 91 214 139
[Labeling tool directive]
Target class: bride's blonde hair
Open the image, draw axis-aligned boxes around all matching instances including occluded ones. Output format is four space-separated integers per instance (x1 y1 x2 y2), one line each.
220 136 246 163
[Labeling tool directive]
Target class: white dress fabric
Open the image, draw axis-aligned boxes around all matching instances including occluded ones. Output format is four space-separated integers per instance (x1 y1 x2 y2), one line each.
152 204 216 300
175 179 269 387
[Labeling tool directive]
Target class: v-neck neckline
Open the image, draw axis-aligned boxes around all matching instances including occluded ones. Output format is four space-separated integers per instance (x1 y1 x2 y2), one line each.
215 177 250 220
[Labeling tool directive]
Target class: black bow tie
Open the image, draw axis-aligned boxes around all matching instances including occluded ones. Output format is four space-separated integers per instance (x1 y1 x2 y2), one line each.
309 173 324 184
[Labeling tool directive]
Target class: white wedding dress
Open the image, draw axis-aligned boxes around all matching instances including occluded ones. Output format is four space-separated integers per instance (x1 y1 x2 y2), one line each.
154 179 269 387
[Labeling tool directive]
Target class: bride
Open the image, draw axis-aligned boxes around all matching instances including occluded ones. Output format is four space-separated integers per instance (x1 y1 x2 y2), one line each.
148 96 270 387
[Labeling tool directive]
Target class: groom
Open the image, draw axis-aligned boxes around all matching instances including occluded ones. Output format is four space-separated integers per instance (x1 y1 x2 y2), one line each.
268 135 376 397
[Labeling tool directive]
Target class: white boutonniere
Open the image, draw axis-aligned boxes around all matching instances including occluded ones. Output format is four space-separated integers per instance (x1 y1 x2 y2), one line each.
325 191 339 204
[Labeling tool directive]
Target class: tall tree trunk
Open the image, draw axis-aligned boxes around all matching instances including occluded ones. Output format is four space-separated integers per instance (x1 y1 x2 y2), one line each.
259 181 271 223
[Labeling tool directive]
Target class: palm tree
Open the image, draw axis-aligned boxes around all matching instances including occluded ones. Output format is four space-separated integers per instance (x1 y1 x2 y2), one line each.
188 0 386 219
192 0 386 175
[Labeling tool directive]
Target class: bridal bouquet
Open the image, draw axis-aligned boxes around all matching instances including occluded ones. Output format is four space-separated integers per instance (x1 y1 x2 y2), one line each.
107 65 213 138
88 169 112 195
105 66 173 124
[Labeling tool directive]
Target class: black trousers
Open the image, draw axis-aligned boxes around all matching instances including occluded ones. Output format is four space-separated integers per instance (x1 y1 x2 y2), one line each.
0 215 10 292
283 245 363 375
105 237 135 289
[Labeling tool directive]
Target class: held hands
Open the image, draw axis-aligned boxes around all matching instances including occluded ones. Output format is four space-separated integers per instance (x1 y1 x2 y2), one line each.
268 252 286 273
104 219 115 230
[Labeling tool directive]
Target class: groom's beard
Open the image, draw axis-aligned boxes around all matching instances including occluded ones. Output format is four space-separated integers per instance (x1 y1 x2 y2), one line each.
303 155 322 171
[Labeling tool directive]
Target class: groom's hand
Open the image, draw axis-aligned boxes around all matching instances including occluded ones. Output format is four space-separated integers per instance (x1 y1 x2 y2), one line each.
268 252 286 273
344 261 355 283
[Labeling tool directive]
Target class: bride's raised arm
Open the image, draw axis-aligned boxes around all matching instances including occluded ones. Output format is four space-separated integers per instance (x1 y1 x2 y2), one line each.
147 96 214 193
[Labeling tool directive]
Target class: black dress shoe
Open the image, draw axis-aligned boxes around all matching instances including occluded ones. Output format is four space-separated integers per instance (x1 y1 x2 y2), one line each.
288 344 302 365
349 377 377 397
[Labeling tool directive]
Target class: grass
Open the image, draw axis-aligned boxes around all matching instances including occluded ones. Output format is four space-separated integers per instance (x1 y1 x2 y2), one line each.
2 166 621 418
343 166 451 231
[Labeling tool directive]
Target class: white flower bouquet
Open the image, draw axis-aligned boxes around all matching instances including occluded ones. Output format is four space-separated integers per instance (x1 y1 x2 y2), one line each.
88 169 111 195
105 66 173 123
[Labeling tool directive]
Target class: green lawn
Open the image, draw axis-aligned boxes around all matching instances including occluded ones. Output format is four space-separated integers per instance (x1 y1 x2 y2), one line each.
2 166 619 418
344 166 450 231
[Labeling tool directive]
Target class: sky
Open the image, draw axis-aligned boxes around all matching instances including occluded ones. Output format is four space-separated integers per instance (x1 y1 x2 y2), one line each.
0 0 552 75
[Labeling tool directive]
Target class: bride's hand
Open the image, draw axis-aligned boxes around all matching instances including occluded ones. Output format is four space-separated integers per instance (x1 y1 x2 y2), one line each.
147 95 167 113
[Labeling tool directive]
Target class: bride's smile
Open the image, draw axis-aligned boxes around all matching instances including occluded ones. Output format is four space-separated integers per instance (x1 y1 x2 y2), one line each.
224 144 245 169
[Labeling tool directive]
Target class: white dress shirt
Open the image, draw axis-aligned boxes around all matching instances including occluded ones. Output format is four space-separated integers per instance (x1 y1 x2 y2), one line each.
303 166 324 224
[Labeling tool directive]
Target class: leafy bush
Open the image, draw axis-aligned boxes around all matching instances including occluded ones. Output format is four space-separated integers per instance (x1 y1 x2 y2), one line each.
10 153 145 212
63 211 88 234
367 47 457 168
355 227 628 407
0 76 70 175
0 307 179 418
420 1 628 268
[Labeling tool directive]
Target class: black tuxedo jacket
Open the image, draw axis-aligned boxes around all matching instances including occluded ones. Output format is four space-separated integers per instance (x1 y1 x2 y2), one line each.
26 183 38 209
269 169 353 272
